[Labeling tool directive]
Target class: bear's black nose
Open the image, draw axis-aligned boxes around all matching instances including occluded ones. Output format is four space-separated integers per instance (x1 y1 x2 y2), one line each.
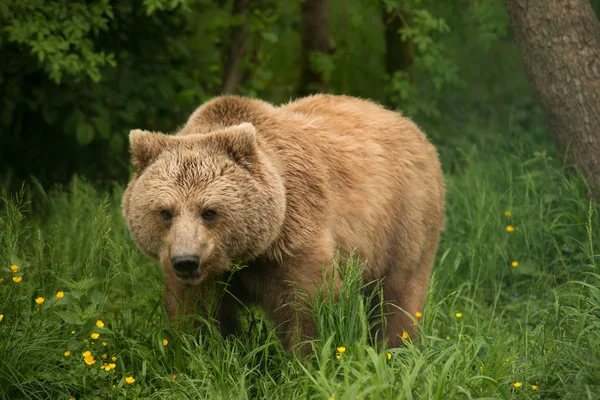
171 255 200 273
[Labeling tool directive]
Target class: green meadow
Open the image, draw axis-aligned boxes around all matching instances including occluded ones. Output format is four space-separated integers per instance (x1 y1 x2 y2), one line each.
1 132 599 400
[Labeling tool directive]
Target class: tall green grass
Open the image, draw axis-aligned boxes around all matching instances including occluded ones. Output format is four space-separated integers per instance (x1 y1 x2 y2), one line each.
0 143 598 399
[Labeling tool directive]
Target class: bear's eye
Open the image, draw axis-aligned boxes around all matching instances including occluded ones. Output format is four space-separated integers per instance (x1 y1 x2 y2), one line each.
202 209 217 222
159 208 173 222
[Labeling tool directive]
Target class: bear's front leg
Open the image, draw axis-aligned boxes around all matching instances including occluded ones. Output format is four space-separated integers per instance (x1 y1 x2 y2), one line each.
163 270 240 336
255 241 339 355
162 270 202 330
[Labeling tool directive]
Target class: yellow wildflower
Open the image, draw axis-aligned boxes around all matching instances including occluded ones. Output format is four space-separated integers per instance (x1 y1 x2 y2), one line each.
511 261 518 268
102 342 107 346
415 311 422 319
84 355 95 365
504 211 511 217
402 331 410 340
336 346 346 354
64 351 71 357
56 291 65 299
455 312 463 318
101 354 107 359
125 376 135 384
13 276 22 283
506 225 515 232
163 338 169 346
108 363 116 370
91 333 100 340
0 314 3 322
35 297 45 305
101 364 110 371
96 320 104 328
531 385 538 391
10 265 18 272
82 351 92 358
514 382 522 388
386 352 392 360
111 356 117 361
336 354 341 360
71 330 76 334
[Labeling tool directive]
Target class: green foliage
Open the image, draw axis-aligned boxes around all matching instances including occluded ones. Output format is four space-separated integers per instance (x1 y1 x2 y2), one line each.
1 136 599 398
0 0 549 187
1 0 116 84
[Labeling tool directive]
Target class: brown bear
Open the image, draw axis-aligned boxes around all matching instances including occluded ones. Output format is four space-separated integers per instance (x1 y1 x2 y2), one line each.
122 94 445 352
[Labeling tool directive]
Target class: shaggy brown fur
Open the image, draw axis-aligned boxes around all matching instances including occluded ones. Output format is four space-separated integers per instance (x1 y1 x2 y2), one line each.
122 94 445 352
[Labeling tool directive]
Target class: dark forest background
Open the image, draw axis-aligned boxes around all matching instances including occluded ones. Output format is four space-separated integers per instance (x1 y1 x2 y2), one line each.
1 0 599 189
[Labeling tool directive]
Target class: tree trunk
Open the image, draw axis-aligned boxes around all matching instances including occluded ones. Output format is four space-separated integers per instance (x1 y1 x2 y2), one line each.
384 9 414 83
297 0 332 96
221 0 251 95
505 0 600 196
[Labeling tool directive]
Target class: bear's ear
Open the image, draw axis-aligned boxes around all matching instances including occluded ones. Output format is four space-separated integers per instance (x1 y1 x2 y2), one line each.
129 129 171 171
213 123 258 167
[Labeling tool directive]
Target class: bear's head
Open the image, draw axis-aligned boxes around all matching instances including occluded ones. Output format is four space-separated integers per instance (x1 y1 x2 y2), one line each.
122 123 286 285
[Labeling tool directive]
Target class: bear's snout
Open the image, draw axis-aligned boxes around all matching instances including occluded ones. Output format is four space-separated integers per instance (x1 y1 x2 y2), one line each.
171 254 200 276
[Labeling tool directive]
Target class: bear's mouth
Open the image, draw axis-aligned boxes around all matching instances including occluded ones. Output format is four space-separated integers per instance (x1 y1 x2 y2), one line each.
175 270 201 282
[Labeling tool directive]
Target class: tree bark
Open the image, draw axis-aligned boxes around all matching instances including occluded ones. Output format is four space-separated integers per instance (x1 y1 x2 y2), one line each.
505 0 600 196
384 9 415 83
297 0 332 96
221 0 251 95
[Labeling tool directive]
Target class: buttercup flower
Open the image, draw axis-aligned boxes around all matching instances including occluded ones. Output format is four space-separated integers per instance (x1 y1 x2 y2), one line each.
111 356 117 361
455 313 463 318
71 330 76 335
506 225 515 232
386 352 392 360
91 333 100 340
415 311 422 319
56 291 65 299
82 351 91 357
336 346 346 354
84 355 95 365
102 354 107 359
64 351 71 357
0 314 3 322
335 354 341 360
102 342 107 346
504 211 511 217
163 338 169 346
514 382 522 388
35 297 45 305
125 376 135 384
511 261 519 268
10 265 18 272
402 331 410 339
13 277 22 283
101 363 116 371
531 385 538 391
96 320 104 328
